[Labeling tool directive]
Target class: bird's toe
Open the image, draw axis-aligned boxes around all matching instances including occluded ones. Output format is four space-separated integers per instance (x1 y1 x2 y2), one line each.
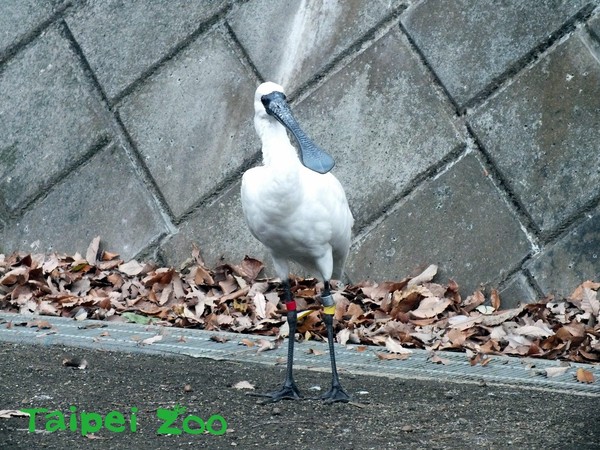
247 384 303 403
321 385 351 404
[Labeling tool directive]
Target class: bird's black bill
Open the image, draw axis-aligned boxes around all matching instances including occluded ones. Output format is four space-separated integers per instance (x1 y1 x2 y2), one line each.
261 91 335 174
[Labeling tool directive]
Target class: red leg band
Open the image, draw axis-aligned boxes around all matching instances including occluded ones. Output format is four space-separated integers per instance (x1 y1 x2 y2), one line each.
285 300 297 311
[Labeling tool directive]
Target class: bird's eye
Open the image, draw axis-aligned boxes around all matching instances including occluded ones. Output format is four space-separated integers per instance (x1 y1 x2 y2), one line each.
261 92 286 109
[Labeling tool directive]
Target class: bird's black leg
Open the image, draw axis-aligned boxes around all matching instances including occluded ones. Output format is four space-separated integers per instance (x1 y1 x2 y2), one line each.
320 281 350 403
248 279 302 403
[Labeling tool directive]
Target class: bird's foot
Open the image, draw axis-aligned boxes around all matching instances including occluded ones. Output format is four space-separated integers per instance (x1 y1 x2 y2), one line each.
247 383 302 403
321 384 351 403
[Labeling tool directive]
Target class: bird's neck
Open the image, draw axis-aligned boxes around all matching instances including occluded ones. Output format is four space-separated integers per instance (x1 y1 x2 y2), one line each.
256 120 301 170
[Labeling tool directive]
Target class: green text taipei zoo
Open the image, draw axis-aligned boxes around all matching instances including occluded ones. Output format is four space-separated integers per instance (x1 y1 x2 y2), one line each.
21 405 227 436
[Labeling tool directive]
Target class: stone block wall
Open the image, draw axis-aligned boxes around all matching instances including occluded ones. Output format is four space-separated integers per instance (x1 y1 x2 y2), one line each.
1 0 599 304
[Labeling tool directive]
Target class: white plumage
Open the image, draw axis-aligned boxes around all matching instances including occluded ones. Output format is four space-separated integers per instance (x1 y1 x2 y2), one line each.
240 81 353 403
241 82 353 282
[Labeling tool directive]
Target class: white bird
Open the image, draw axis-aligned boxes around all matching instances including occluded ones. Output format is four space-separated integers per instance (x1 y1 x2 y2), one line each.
241 81 354 403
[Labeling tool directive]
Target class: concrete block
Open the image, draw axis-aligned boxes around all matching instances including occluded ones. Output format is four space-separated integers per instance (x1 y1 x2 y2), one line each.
469 32 600 234
118 29 257 219
588 13 600 39
66 0 226 100
528 208 600 298
0 25 112 213
402 0 590 108
228 0 403 94
292 28 461 230
160 181 270 269
346 153 532 296
2 143 168 259
499 272 538 308
0 0 64 56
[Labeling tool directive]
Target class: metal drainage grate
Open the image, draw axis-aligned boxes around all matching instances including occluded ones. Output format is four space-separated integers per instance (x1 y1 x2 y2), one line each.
0 312 598 396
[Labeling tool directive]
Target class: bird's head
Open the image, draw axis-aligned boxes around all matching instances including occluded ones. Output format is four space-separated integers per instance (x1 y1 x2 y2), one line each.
254 81 285 118
253 81 335 174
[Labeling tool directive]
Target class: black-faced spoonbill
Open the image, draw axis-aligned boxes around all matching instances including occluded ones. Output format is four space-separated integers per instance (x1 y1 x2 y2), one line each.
241 82 354 403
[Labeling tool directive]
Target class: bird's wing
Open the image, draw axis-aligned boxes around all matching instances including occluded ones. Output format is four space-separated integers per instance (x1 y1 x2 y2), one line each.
301 169 354 279
241 165 353 280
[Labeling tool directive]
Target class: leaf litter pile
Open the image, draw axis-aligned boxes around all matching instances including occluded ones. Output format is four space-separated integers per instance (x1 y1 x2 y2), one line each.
1 238 599 379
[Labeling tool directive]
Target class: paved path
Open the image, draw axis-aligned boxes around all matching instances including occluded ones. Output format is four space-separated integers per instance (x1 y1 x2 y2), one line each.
1 313 599 448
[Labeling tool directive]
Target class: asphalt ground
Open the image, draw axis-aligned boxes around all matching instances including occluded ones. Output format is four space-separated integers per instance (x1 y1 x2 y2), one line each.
0 314 599 449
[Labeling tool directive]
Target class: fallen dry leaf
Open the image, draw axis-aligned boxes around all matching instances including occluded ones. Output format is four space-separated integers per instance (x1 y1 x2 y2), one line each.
461 290 485 312
385 337 413 355
77 323 106 330
210 335 229 343
491 289 501 310
0 266 28 286
140 335 163 345
252 292 267 319
306 348 325 356
375 351 410 361
480 356 493 366
407 264 437 287
256 338 280 353
575 368 595 384
580 288 599 318
428 353 450 365
101 250 120 261
447 315 482 331
29 320 52 329
469 353 491 366
73 308 88 321
514 324 554 338
0 410 30 418
0 240 598 365
570 281 600 301
543 366 570 378
337 328 351 346
86 236 101 266
475 305 495 315
232 380 255 390
480 307 524 326
85 434 105 440
118 260 145 276
410 296 451 319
